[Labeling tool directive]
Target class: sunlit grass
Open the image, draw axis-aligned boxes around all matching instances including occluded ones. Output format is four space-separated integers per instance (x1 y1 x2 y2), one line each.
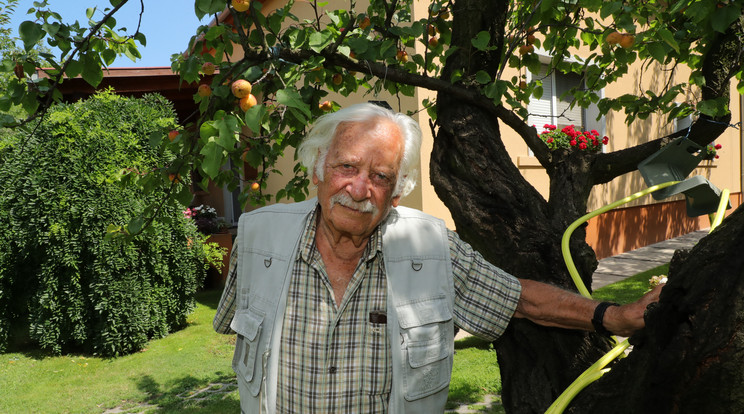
592 264 669 304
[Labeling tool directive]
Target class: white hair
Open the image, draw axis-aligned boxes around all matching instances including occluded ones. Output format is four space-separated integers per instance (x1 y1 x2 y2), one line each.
297 103 422 198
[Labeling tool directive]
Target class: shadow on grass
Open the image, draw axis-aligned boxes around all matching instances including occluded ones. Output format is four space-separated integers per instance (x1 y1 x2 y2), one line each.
195 288 223 311
447 381 490 407
454 335 494 350
132 371 240 413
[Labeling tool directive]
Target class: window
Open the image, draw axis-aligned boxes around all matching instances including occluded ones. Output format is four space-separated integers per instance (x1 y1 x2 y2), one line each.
527 63 605 145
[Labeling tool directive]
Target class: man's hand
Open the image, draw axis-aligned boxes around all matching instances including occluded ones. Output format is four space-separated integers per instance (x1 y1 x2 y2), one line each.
603 283 664 337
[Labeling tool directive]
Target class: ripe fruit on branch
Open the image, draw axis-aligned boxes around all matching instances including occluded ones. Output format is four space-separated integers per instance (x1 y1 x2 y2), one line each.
231 79 253 98
332 73 343 85
518 44 534 55
619 34 635 49
250 182 260 191
239 94 258 111
526 34 536 45
197 84 212 97
428 37 439 48
232 0 250 12
518 80 528 90
358 16 371 30
396 50 409 63
168 130 179 141
319 101 333 111
606 31 622 45
201 62 216 75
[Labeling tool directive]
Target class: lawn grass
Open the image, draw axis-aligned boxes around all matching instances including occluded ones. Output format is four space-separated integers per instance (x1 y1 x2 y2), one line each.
447 336 505 413
592 263 669 304
1 289 240 413
1 266 659 413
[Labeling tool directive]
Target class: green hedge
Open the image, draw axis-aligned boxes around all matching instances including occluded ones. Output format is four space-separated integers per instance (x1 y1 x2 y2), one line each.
0 90 206 356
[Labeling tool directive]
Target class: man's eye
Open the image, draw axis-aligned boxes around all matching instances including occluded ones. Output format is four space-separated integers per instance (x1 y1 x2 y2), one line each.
372 173 393 186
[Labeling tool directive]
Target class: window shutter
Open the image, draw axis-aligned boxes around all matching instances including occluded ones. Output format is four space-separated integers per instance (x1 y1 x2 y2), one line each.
554 71 583 129
528 64 554 128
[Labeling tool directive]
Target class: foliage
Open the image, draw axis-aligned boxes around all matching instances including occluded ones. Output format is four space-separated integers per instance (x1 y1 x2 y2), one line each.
538 124 609 151
201 236 229 271
1 0 741 233
0 90 206 356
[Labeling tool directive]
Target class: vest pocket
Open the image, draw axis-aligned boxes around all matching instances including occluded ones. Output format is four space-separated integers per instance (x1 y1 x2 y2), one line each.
231 307 264 393
397 296 454 401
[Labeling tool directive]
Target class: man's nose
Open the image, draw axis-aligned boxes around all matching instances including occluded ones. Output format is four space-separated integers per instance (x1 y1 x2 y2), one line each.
346 174 371 200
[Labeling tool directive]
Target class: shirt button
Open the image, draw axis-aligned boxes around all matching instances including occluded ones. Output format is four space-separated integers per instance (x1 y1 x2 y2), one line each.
328 366 337 374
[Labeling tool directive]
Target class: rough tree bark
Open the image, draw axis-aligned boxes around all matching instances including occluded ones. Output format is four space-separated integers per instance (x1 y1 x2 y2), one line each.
569 205 744 414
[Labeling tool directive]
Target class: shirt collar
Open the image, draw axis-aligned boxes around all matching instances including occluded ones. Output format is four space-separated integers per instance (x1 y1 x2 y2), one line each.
297 202 384 264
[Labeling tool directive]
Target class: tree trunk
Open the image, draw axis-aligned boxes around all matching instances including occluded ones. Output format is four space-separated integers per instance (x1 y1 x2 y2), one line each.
568 204 744 413
431 98 613 413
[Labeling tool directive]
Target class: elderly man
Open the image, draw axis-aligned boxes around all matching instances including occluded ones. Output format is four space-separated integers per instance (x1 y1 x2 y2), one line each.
213 103 661 413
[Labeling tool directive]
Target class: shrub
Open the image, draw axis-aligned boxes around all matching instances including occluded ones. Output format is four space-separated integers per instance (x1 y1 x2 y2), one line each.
0 90 206 356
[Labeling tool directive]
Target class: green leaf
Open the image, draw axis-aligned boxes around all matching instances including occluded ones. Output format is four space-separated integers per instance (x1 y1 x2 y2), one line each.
309 31 334 53
101 49 117 66
244 105 267 133
200 140 224 179
656 28 679 53
21 92 39 114
205 25 226 41
175 184 193 206
215 116 239 149
646 42 667 63
81 54 104 87
599 1 623 19
194 0 224 19
65 59 84 79
348 37 369 54
475 70 491 84
711 5 740 33
697 97 728 117
242 147 262 168
276 88 311 119
19 21 45 52
199 121 219 139
471 31 490 51
127 217 144 235
134 32 146 46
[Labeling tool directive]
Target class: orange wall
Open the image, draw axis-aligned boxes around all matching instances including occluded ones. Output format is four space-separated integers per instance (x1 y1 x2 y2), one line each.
587 192 742 259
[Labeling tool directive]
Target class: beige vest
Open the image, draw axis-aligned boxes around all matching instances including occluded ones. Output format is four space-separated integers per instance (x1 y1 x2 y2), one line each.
231 198 455 413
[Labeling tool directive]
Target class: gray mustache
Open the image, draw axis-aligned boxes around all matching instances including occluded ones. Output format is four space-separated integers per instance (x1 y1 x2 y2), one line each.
330 193 378 214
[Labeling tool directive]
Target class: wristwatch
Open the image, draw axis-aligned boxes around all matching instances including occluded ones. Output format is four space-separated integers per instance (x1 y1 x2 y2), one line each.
592 301 620 336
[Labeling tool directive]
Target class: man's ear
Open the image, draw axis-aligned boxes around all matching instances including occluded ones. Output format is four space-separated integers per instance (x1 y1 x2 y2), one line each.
312 170 319 185
391 194 401 208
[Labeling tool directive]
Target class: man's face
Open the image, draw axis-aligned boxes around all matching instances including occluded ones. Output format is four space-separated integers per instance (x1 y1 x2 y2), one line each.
314 118 403 241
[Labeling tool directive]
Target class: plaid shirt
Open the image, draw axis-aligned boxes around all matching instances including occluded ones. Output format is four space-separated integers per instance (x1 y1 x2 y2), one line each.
213 207 521 412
